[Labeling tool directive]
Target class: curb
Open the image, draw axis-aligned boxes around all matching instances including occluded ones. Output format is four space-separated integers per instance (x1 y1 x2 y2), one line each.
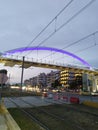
83 101 98 108
6 113 21 130
0 104 21 130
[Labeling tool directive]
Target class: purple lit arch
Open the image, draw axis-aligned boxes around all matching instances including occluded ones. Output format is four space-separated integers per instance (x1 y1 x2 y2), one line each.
4 46 91 68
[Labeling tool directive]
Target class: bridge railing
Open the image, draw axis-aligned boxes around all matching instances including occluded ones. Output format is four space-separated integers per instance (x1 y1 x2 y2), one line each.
1 54 91 70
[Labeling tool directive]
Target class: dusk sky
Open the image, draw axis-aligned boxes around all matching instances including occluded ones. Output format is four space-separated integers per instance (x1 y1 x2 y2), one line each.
0 0 98 83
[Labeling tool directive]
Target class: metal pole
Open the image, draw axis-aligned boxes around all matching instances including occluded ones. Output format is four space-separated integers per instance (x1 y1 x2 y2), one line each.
0 73 4 104
20 56 25 90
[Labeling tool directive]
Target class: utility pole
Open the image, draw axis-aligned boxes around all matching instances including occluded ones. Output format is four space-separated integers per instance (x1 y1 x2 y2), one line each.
20 56 25 91
0 73 4 104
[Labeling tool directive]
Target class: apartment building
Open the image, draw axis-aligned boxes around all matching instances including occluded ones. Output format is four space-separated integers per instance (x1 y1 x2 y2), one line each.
60 69 82 89
37 73 47 87
24 70 60 88
46 71 60 87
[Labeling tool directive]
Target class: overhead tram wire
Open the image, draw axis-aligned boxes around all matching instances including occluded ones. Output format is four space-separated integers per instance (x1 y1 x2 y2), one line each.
47 32 98 61
42 31 98 59
74 44 98 54
34 0 96 47
22 0 74 55
25 0 96 57
54 43 98 61
93 32 97 46
74 33 98 53
62 31 98 49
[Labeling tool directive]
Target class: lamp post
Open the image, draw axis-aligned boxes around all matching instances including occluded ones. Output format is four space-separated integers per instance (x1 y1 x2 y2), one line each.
20 56 25 91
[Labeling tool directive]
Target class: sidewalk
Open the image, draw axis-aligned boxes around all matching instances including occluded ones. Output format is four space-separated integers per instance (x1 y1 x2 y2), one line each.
0 101 21 130
0 115 7 130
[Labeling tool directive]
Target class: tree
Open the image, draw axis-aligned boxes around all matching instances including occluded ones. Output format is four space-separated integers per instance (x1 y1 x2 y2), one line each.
69 81 77 89
51 79 61 89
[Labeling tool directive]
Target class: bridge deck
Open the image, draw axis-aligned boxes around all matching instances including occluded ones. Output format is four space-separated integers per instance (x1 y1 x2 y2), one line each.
0 57 98 75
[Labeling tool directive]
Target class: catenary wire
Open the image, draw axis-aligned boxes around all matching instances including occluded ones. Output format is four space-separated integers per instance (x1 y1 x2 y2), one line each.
62 31 98 49
25 0 96 56
54 43 98 61
42 30 98 59
23 0 74 49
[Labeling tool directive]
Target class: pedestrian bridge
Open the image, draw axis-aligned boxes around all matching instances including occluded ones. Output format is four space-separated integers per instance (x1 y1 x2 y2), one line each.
0 46 98 75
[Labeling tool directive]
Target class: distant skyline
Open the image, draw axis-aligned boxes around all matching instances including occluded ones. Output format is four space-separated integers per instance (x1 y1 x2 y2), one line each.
0 0 98 83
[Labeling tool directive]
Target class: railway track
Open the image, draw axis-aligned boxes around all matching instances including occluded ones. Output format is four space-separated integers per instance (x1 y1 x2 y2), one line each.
43 98 98 117
8 97 50 130
7 97 89 130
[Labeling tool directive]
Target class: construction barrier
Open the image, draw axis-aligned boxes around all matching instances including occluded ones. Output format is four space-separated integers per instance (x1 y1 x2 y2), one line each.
42 92 47 97
62 96 68 102
60 95 68 102
53 93 60 100
48 93 53 99
70 97 79 104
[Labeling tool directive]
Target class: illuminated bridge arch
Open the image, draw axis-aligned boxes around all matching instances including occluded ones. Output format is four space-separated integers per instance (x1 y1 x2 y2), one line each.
4 46 91 69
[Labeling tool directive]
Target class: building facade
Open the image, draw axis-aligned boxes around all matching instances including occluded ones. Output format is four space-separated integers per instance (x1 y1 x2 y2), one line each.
24 68 98 93
37 73 47 88
24 70 60 88
60 69 98 92
82 73 98 92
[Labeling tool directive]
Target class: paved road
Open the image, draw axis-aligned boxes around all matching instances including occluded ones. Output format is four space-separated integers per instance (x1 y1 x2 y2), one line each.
3 96 53 108
3 94 98 108
79 95 98 103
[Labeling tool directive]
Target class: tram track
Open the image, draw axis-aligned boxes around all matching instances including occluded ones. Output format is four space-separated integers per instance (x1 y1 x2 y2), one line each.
7 97 88 130
8 97 50 130
44 98 98 117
